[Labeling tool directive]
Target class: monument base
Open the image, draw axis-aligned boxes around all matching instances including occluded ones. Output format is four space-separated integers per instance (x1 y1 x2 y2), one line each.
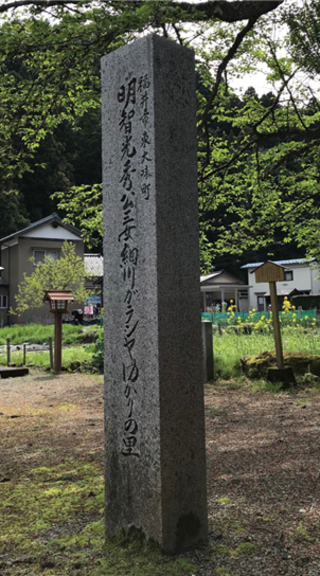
267 367 296 389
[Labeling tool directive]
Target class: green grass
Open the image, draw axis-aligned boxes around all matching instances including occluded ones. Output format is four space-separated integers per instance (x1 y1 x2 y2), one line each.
0 346 95 372
0 324 102 372
213 327 320 380
0 323 99 346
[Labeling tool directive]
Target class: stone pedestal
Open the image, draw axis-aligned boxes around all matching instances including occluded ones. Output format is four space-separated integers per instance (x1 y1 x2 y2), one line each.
101 34 207 553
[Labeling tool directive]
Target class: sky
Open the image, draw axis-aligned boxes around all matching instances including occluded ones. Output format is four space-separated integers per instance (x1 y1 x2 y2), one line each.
177 0 304 98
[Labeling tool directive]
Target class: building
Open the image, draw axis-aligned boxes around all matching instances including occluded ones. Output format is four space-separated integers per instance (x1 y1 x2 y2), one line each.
0 213 84 325
241 258 319 311
200 270 249 312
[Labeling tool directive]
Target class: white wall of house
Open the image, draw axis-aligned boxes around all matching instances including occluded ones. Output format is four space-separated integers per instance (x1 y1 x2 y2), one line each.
24 223 81 241
310 264 320 294
246 261 320 310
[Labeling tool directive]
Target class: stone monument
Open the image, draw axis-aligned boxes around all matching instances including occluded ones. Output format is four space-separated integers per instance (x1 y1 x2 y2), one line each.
101 34 207 553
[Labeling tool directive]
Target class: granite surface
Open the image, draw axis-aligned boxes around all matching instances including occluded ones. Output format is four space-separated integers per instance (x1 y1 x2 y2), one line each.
101 34 207 552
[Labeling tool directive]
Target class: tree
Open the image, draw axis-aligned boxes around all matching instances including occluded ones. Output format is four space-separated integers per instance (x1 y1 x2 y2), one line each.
0 189 30 238
53 184 102 248
4 0 320 269
0 0 283 186
11 241 91 316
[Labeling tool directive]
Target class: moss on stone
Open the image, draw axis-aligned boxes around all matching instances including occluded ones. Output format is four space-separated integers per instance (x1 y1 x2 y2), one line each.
241 350 320 380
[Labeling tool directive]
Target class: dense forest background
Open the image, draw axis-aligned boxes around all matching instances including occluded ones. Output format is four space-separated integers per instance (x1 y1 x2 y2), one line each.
1 0 320 277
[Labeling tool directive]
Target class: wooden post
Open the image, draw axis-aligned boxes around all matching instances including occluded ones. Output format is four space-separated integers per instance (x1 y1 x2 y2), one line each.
48 337 53 370
54 312 63 372
6 338 10 366
23 344 26 366
254 261 295 386
269 281 284 369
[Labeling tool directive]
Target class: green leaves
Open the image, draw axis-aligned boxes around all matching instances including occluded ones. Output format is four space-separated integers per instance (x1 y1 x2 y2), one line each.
53 184 103 247
1 0 320 270
12 241 92 316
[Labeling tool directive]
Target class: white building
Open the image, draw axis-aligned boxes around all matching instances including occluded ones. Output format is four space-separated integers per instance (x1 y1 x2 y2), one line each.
200 270 249 312
241 258 320 311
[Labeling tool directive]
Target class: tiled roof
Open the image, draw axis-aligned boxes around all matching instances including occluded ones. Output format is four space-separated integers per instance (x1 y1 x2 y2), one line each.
84 254 103 277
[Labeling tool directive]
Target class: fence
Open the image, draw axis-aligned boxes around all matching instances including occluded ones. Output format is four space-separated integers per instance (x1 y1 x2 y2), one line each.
4 337 54 369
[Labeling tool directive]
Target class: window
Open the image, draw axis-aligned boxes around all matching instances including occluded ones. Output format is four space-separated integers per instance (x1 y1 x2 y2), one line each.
0 295 8 309
284 270 293 281
33 250 58 265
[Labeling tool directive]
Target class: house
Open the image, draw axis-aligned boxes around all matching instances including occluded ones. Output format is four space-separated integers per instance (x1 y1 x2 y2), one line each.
241 258 320 311
0 213 84 325
200 270 249 312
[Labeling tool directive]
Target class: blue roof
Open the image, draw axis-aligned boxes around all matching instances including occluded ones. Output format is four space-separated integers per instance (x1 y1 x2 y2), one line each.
241 258 315 269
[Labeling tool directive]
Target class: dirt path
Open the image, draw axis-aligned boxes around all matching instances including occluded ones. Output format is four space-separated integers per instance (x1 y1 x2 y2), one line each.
1 373 320 575
0 372 104 480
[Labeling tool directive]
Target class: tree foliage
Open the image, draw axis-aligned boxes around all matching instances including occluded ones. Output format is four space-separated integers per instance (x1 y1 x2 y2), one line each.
3 0 320 269
11 241 91 315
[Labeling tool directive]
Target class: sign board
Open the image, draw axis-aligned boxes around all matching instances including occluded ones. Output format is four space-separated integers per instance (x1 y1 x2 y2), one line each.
254 261 285 283
85 294 101 306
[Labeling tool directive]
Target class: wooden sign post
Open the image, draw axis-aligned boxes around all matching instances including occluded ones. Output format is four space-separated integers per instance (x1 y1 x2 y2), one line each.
254 261 285 369
269 281 284 368
254 261 295 386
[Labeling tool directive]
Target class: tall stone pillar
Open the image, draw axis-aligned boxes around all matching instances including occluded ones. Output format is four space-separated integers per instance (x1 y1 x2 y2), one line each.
101 34 207 553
